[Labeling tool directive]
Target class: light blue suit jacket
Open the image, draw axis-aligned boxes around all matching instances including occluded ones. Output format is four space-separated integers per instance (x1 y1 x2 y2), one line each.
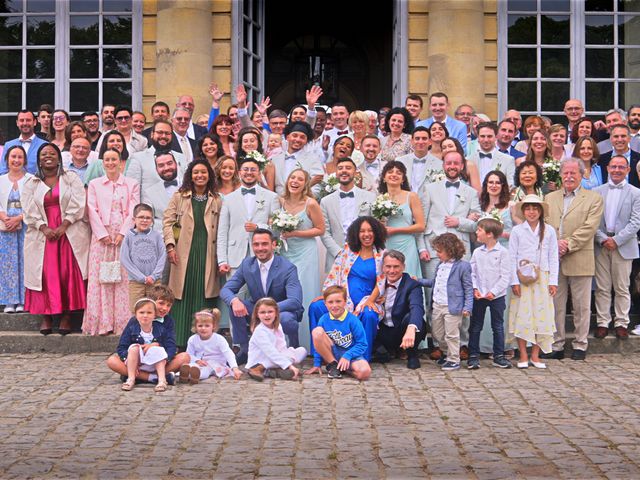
1 136 48 175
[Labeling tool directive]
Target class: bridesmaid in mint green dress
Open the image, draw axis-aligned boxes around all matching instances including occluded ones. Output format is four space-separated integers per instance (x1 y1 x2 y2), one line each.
378 161 425 278
277 168 325 351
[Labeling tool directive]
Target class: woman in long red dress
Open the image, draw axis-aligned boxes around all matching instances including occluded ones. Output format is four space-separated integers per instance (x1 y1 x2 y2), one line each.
22 143 90 335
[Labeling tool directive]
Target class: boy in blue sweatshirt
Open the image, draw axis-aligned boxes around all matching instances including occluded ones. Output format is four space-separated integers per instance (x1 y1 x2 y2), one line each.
310 286 371 380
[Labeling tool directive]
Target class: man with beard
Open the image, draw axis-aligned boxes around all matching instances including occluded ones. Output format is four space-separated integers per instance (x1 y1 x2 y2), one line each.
100 104 116 133
626 104 640 152
0 110 48 174
357 134 383 192
144 152 181 231
126 120 186 210
271 121 324 195
81 111 101 147
320 157 375 272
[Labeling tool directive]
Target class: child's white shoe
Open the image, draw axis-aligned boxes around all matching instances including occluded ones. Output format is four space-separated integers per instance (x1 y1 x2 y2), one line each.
516 361 528 369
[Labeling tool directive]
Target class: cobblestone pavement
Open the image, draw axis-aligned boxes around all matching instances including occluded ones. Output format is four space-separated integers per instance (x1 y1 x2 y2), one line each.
0 353 639 479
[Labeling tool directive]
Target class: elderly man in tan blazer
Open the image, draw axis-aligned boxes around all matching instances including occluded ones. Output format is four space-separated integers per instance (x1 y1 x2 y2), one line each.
544 157 604 361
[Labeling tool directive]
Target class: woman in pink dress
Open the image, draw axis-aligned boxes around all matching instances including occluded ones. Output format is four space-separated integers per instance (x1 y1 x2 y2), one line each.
82 148 140 335
22 143 90 335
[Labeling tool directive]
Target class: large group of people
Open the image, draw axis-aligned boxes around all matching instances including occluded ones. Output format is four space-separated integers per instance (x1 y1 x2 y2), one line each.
2 88 640 387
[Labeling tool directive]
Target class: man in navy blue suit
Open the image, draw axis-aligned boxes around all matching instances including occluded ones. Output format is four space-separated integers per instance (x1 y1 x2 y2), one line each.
373 250 426 369
220 228 304 364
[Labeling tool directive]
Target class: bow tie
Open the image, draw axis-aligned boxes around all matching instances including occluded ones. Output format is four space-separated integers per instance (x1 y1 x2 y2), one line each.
479 152 492 159
609 182 624 190
241 187 256 195
285 154 296 161
385 282 397 290
445 181 460 189
164 180 178 187
414 157 426 164
336 130 349 135
20 138 31 143
340 191 354 198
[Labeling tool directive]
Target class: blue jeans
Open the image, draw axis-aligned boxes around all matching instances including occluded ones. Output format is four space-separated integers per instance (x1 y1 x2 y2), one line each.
469 296 506 358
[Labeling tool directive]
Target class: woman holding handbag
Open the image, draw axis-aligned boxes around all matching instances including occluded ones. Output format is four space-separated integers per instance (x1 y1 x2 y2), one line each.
82 148 140 335
23 143 90 335
163 160 221 348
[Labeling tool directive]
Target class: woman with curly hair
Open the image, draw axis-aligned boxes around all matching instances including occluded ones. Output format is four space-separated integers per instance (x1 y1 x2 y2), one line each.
197 133 223 170
306 216 387 368
380 107 414 163
209 114 235 157
163 160 222 347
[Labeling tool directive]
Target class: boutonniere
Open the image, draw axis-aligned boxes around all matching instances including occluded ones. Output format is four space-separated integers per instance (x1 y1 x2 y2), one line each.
256 199 266 211
358 201 368 211
456 194 465 204
496 162 502 171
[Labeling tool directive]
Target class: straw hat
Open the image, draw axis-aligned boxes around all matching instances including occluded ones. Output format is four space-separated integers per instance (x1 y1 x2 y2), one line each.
514 193 549 220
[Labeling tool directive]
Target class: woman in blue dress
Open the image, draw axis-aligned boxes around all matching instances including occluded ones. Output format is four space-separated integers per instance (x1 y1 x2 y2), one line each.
478 170 517 356
277 168 325 351
0 146 32 312
306 216 387 371
378 160 424 278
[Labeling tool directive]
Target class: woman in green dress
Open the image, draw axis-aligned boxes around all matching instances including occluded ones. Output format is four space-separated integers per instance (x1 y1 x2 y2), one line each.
163 160 222 347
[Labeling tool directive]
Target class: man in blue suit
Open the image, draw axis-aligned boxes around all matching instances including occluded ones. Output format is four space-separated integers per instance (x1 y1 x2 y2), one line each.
1 110 48 175
373 250 426 369
415 92 468 150
220 228 304 364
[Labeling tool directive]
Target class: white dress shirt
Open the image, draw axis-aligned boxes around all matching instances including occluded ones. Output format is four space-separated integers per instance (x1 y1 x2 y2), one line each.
433 261 454 305
604 179 625 233
284 151 299 178
383 278 401 327
411 155 428 192
446 178 460 212
477 148 496 183
339 187 357 235
365 159 381 181
20 134 36 154
259 256 275 293
470 242 511 298
242 185 257 217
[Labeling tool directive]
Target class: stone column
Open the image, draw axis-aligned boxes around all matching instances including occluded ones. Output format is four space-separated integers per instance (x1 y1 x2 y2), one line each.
427 0 485 113
156 0 212 118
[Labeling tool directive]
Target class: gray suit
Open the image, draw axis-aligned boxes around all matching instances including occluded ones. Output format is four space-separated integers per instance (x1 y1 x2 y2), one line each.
467 148 516 187
598 136 640 155
271 150 324 195
397 152 444 200
594 182 640 260
320 187 376 272
126 146 186 203
358 158 386 193
145 180 172 232
217 185 279 268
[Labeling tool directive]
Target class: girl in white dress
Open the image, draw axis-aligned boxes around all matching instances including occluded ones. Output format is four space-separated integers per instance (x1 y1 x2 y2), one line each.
508 194 559 369
180 309 242 384
246 298 307 381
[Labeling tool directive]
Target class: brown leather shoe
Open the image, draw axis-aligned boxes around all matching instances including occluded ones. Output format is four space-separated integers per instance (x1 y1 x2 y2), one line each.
594 326 609 339
615 326 629 339
460 345 469 361
247 364 265 381
429 347 442 361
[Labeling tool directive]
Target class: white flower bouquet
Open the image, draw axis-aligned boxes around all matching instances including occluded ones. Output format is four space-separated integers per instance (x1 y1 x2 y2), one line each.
270 209 302 252
425 168 446 184
542 159 562 187
245 150 269 171
315 173 339 200
370 193 401 221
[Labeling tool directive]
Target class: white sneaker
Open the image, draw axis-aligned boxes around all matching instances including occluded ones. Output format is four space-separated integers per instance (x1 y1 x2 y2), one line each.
4 305 15 313
630 325 640 336
14 304 23 313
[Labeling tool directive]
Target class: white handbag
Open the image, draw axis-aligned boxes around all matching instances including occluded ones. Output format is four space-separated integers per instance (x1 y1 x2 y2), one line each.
99 244 122 284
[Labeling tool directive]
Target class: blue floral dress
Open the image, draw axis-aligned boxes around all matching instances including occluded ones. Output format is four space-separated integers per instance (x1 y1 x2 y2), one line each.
0 188 25 306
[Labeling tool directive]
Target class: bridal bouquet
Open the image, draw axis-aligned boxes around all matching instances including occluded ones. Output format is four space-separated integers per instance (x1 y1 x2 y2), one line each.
542 159 562 187
270 210 302 252
370 193 401 221
315 173 339 200
245 150 269 171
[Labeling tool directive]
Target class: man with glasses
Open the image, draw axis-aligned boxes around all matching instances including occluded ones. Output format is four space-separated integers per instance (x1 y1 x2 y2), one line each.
0 109 47 174
170 107 196 163
563 99 585 144
81 111 101 148
65 137 93 182
176 94 207 141
94 105 148 154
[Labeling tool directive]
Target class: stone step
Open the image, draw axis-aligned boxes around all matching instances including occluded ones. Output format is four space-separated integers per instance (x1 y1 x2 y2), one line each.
0 331 119 354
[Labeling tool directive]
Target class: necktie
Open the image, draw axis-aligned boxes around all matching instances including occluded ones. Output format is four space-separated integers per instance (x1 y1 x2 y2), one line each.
385 282 397 290
340 191 354 198
164 180 178 187
445 181 460 189
260 263 268 292
414 157 426 164
337 130 348 135
180 136 192 163
479 152 492 159
242 187 256 195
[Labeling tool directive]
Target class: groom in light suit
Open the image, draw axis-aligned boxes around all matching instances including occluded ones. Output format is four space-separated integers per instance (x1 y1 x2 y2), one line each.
220 228 304 362
593 155 640 339
467 122 516 188
320 157 375 272
217 156 279 276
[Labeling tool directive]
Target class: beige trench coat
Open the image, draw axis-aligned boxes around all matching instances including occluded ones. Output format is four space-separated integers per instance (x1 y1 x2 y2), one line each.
22 173 91 291
162 190 221 300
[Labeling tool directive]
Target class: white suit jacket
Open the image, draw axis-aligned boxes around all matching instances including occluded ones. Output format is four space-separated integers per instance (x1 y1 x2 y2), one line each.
594 182 640 260
467 148 516 187
126 146 186 203
217 184 279 268
422 180 481 260
271 150 324 195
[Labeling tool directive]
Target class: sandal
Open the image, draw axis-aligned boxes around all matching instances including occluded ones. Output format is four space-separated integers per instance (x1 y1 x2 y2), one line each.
154 380 168 392
121 378 135 391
